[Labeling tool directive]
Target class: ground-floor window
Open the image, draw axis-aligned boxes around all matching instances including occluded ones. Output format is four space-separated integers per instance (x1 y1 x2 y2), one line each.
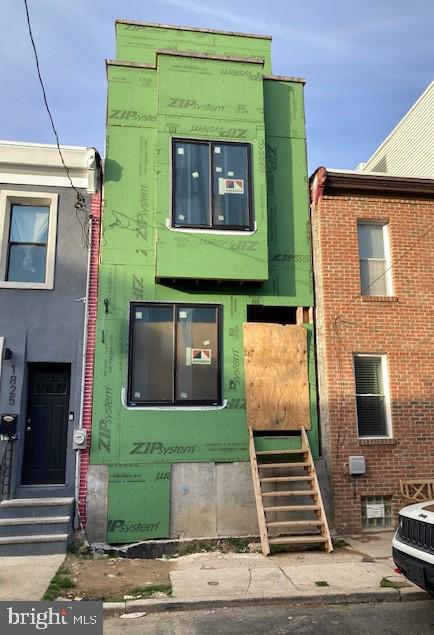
353 353 391 437
128 302 221 406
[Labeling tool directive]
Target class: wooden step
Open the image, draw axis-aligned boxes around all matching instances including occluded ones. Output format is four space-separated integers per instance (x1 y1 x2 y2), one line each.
263 504 320 512
262 490 314 497
249 427 333 556
260 476 314 483
256 449 307 456
268 535 327 545
258 462 310 469
267 520 323 528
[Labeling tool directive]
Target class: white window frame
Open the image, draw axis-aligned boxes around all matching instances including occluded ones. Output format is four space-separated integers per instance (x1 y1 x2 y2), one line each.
357 221 393 296
353 353 392 439
0 190 58 289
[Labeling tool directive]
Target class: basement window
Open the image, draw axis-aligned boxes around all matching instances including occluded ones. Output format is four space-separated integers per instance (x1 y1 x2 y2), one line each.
172 140 253 230
361 495 393 530
128 302 222 406
354 354 392 438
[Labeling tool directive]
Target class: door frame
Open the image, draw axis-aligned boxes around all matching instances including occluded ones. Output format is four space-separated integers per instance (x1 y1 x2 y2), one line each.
20 362 71 487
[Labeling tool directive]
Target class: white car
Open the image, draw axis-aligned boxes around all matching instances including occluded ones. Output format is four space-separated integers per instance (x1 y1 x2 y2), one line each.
392 500 434 595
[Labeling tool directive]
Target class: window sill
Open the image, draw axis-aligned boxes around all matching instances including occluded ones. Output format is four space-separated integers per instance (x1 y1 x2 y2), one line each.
361 296 398 303
121 388 228 411
165 219 257 236
0 281 53 290
358 437 396 446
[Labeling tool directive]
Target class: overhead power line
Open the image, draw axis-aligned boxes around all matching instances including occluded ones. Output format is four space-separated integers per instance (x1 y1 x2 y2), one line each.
23 0 89 246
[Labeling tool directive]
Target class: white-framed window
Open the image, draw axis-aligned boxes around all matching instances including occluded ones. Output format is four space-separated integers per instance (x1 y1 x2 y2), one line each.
353 353 392 438
357 222 393 296
0 190 58 289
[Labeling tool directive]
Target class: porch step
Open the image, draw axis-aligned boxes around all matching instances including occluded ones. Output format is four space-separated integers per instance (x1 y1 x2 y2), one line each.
256 449 307 456
266 520 323 528
0 533 68 556
260 476 314 483
0 498 73 554
263 504 320 512
268 535 328 545
258 462 309 469
262 490 314 497
0 516 70 537
0 498 74 519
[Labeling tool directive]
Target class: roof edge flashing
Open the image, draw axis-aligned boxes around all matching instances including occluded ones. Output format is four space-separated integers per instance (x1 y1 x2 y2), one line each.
263 74 306 85
156 48 264 65
115 19 272 40
106 59 155 69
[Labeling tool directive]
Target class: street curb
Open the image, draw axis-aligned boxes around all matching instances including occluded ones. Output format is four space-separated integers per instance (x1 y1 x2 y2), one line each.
100 588 434 616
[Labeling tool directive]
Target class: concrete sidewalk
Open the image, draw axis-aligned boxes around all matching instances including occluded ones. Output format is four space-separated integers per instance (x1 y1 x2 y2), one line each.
104 532 433 615
0 554 65 600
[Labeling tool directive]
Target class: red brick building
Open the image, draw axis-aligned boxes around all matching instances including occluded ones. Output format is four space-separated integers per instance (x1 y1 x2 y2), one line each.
310 168 434 533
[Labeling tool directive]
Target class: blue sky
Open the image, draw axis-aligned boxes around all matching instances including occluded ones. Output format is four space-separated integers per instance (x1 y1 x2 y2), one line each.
1 0 433 172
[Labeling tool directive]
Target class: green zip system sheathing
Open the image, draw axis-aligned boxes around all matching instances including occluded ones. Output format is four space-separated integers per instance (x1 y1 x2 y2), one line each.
91 22 317 544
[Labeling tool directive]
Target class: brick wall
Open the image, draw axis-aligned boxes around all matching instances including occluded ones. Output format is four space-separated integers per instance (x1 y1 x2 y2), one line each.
312 186 434 533
78 191 101 525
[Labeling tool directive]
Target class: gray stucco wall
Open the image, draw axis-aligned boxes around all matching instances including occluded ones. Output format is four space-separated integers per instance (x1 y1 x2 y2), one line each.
0 183 90 498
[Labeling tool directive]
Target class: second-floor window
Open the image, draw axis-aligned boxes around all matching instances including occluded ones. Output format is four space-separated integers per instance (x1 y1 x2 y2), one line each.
7 204 49 283
0 191 58 290
172 140 253 231
357 222 392 296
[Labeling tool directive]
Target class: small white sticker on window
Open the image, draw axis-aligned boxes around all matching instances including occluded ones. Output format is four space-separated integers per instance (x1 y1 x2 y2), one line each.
218 215 225 221
180 392 188 399
135 311 142 320
214 147 221 154
177 147 184 155
203 339 210 346
178 214 185 221
192 171 199 178
134 392 141 398
215 167 222 173
227 171 234 177
179 311 188 318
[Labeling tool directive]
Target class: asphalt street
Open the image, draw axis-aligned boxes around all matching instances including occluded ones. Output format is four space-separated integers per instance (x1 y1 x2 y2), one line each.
104 600 434 634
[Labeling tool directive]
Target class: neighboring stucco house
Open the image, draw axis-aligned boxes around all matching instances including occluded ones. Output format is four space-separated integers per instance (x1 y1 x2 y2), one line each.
0 140 101 555
85 21 330 551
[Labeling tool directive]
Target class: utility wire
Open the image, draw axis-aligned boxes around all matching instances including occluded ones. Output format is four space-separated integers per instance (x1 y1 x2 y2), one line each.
23 0 90 247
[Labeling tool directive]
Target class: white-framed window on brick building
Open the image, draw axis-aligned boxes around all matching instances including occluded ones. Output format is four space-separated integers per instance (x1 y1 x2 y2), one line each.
0 190 58 289
353 354 392 438
357 222 393 296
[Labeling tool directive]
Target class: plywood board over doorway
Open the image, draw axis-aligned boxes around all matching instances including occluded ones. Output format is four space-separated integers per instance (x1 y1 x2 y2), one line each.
243 323 310 431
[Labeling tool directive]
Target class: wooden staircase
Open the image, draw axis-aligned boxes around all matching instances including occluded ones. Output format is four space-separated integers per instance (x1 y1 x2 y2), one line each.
249 427 333 556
